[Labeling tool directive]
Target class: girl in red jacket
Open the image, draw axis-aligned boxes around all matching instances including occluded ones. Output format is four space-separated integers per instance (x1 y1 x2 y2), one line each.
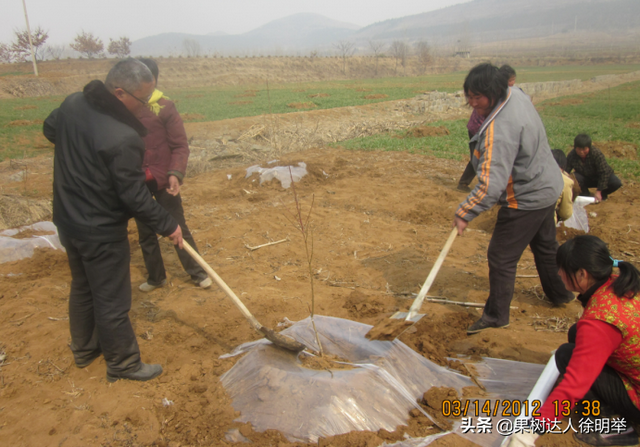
538 235 640 446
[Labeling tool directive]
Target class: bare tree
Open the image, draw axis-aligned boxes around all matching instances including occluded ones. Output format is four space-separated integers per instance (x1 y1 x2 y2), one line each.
389 40 409 75
44 44 65 60
368 40 385 76
182 38 201 57
70 31 104 58
333 40 355 75
0 43 14 63
414 40 431 74
10 27 49 62
107 37 132 59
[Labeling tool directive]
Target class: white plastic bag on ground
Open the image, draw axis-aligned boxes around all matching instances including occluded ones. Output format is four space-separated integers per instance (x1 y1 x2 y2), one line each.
245 162 307 188
562 196 596 232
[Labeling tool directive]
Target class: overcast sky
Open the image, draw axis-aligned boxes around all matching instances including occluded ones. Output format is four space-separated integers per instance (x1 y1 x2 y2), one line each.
2 0 472 46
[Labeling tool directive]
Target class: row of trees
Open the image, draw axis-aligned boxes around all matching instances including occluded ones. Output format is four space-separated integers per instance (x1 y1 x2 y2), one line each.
0 28 132 63
335 40 432 75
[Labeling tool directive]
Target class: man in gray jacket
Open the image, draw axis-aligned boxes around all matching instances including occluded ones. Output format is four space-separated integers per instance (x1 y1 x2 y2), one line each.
453 63 573 335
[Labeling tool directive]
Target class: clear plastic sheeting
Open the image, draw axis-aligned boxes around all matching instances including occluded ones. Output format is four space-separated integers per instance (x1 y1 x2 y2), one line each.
245 162 307 188
0 221 63 263
563 196 596 232
221 316 550 447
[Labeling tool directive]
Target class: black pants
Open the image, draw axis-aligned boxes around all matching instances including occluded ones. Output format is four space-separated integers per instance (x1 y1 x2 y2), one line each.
481 204 574 326
59 232 141 374
574 172 622 200
556 324 640 424
135 190 206 286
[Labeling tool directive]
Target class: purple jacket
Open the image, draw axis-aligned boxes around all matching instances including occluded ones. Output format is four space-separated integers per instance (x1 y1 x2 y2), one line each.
136 98 189 191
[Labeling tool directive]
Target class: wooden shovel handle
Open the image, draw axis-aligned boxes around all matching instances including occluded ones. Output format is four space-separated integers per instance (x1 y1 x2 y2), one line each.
405 228 458 321
182 240 262 331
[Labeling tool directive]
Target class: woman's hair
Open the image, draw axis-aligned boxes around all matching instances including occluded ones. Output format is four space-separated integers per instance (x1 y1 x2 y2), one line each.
463 63 509 107
137 57 159 82
499 64 516 79
557 235 640 298
551 149 567 171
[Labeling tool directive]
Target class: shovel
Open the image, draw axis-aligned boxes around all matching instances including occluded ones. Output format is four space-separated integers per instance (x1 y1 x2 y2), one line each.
182 240 307 353
366 228 458 341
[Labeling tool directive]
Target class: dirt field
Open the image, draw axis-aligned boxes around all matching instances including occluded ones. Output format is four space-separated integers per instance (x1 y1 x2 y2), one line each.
2 137 640 446
1 71 640 446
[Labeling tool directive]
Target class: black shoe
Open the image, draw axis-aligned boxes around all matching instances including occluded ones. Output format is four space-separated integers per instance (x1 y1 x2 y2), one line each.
106 363 163 383
574 427 638 446
457 183 471 192
75 349 102 368
467 318 509 335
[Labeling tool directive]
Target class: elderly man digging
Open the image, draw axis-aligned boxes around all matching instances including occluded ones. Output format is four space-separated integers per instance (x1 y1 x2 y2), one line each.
43 59 183 382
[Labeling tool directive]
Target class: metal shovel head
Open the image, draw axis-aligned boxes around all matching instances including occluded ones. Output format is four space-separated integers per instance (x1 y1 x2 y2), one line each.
259 326 307 353
364 312 425 342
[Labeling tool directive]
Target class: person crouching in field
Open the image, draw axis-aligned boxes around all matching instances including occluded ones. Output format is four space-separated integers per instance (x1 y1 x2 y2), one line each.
134 58 212 292
453 63 574 335
521 235 640 447
566 134 622 203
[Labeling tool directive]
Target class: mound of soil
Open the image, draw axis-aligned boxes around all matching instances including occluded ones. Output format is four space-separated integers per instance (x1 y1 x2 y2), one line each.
595 140 638 160
364 94 389 99
6 119 43 127
287 102 317 109
406 126 450 138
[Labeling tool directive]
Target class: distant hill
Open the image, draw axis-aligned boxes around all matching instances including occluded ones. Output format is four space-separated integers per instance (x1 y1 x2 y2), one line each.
131 0 640 57
353 0 640 48
131 13 360 56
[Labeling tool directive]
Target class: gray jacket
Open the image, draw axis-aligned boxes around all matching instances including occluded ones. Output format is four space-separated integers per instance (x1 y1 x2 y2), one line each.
456 87 562 222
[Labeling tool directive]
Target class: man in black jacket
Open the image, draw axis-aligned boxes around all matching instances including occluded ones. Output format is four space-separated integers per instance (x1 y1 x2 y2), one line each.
43 58 183 383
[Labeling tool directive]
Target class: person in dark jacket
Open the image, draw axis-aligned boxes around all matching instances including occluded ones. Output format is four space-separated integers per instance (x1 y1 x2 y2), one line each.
566 134 622 202
134 58 211 292
43 58 183 383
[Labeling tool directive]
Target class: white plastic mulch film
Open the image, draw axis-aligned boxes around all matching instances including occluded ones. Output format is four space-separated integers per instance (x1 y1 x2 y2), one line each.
220 316 547 447
0 221 63 264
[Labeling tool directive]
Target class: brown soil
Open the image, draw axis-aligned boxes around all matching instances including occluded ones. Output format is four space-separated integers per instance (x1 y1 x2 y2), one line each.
364 94 389 99
228 100 253 105
405 125 450 138
298 352 354 371
180 113 206 122
308 93 330 98
595 140 638 160
8 228 55 239
287 102 317 109
2 83 640 446
6 119 43 127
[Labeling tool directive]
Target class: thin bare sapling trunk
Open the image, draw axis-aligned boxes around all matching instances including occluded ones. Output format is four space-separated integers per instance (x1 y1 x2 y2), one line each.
284 167 324 355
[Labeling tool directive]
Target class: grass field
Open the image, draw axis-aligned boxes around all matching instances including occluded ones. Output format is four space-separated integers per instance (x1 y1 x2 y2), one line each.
335 79 640 180
1 64 639 171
